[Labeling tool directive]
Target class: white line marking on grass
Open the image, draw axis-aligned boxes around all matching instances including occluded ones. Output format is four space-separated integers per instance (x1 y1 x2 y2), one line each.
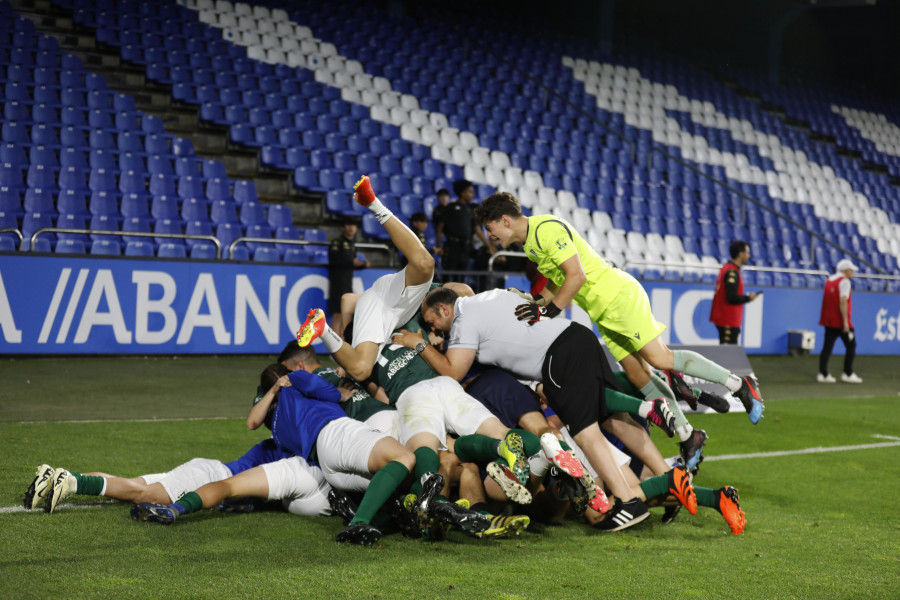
872 434 900 441
0 501 119 514
5 416 232 424
705 436 900 462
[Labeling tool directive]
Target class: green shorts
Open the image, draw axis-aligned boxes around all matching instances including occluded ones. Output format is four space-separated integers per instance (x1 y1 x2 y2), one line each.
594 275 666 362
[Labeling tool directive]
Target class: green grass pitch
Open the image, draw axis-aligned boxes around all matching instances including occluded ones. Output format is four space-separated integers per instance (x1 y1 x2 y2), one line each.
1 354 898 599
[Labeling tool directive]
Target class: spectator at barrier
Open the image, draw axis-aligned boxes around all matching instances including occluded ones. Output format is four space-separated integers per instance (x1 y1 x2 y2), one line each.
710 241 760 345
401 212 436 267
431 188 450 256
328 217 368 338
818 259 862 383
438 179 494 272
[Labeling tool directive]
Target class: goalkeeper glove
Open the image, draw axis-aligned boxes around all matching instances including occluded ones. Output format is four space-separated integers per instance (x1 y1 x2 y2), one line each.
506 287 548 306
514 301 561 325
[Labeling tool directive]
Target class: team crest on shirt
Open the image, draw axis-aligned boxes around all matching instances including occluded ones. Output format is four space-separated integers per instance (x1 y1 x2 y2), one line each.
529 249 537 257
556 240 567 250
634 332 641 340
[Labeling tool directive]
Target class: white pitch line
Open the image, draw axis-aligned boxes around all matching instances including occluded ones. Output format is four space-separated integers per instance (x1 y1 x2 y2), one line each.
704 438 900 462
0 500 118 514
4 437 898 515
5 416 232 425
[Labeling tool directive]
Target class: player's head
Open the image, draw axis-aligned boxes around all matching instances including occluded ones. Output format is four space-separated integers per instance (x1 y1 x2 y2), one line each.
421 287 459 336
410 211 428 232
258 363 290 429
730 240 750 264
278 341 321 372
340 217 359 238
452 179 473 202
475 192 523 249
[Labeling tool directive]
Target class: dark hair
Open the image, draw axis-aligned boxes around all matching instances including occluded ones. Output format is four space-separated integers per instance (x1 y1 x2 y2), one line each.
410 212 428 223
259 363 290 430
277 341 318 366
436 188 450 197
474 192 523 224
342 319 354 345
422 287 460 315
729 240 749 259
452 179 472 197
260 363 290 392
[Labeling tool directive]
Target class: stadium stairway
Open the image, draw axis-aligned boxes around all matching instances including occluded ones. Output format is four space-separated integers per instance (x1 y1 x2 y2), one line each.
7 0 333 229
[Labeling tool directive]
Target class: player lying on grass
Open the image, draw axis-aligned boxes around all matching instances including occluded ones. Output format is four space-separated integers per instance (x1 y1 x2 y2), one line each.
475 193 765 446
134 364 419 545
341 315 550 535
413 286 727 531
23 438 299 514
536 389 747 535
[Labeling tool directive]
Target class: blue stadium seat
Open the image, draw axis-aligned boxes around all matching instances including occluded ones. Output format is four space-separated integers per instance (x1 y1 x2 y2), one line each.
123 240 154 257
55 239 87 255
90 238 121 256
253 246 281 263
157 242 187 258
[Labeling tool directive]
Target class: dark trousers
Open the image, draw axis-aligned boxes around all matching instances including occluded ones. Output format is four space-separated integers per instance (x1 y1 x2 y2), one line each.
819 326 856 376
716 326 740 345
441 239 471 271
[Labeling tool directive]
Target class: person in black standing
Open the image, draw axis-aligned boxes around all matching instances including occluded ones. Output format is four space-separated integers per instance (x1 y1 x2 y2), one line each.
438 179 493 272
431 188 450 258
328 217 368 338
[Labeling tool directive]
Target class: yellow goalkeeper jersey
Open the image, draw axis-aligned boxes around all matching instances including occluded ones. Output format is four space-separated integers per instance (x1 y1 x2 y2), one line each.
523 214 629 321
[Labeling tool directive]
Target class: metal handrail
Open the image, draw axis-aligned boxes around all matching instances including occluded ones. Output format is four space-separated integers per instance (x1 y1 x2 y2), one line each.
227 237 394 264
487 250 528 271
1 227 23 247
28 227 222 258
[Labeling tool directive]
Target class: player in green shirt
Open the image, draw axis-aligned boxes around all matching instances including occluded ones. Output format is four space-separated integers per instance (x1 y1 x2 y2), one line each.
475 192 766 469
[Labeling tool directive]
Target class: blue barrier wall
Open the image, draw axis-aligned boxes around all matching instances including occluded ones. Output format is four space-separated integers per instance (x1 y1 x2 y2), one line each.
1 255 898 355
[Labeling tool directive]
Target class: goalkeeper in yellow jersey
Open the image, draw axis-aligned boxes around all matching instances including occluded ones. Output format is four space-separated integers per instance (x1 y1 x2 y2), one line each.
475 192 765 469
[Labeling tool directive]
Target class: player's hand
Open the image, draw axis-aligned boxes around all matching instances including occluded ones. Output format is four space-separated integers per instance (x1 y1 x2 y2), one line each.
392 329 424 348
274 375 291 389
514 301 561 324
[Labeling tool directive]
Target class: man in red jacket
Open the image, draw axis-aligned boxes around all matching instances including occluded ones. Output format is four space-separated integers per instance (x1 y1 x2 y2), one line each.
818 259 862 383
710 241 760 344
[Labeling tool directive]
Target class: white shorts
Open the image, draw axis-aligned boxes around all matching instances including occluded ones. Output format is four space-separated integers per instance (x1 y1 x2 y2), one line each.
559 427 631 480
396 376 498 446
315 416 390 491
261 456 332 516
365 409 401 440
351 267 433 348
151 458 233 503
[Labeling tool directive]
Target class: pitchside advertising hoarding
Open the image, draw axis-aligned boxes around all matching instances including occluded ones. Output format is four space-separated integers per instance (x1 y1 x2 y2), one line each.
0 255 898 355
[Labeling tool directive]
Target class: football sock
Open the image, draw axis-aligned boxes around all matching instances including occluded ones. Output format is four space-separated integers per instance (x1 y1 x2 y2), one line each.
643 375 692 439
725 373 744 393
350 461 409 525
319 324 344 354
559 439 573 452
410 447 440 496
173 491 203 515
695 486 717 509
72 474 105 496
673 350 731 387
366 198 394 225
528 453 552 478
604 388 645 414
613 371 643 396
454 434 502 463
638 473 669 500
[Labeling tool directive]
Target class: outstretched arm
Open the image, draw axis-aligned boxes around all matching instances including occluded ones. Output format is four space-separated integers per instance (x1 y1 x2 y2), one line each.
391 329 476 381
